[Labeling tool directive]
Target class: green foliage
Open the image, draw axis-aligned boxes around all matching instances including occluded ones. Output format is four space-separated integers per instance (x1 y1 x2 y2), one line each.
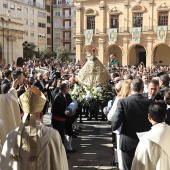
23 41 36 60
39 49 51 60
55 46 70 62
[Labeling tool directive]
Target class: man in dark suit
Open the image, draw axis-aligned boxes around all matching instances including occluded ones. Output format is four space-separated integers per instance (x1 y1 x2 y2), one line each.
143 79 164 101
51 78 62 104
51 83 69 144
1 69 12 85
112 78 152 170
33 73 45 92
159 74 169 97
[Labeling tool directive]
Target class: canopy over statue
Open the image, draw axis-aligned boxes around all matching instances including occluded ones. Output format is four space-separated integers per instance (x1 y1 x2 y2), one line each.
77 48 111 87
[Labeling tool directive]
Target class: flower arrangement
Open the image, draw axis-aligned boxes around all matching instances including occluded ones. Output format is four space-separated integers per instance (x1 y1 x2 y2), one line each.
70 83 115 104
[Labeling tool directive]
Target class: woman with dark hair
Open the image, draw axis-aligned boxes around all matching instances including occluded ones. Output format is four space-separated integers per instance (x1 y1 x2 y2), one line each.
164 89 170 125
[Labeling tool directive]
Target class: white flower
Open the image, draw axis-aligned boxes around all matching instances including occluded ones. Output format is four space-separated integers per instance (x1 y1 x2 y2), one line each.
95 87 103 93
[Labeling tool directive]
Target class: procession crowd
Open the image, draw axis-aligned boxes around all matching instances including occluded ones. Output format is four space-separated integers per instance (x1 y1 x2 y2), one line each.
0 54 169 170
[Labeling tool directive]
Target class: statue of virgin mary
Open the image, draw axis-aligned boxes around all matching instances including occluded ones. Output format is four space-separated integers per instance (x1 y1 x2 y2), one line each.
77 48 111 87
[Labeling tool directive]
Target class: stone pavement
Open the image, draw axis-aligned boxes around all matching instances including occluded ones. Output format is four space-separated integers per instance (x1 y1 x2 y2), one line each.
43 114 118 170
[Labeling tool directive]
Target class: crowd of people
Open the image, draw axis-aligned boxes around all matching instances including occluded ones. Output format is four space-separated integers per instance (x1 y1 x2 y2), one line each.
0 53 169 170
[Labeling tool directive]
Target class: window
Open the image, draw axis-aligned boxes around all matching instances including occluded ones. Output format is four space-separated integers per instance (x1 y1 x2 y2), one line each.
55 33 60 39
47 16 50 23
38 23 46 28
38 12 46 18
57 0 62 5
47 27 50 34
133 13 143 27
17 6 21 11
30 31 34 36
55 11 60 16
3 3 8 8
30 20 34 26
46 5 50 12
38 34 45 38
30 9 34 15
159 12 169 26
54 22 60 28
47 38 51 45
24 19 28 25
110 15 119 29
10 4 15 10
87 17 95 29
65 44 70 51
24 7 28 13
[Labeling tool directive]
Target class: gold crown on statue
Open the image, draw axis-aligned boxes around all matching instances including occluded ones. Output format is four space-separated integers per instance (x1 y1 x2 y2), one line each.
18 87 46 114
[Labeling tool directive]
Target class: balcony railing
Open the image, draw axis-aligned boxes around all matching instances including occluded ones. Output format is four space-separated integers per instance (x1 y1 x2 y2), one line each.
63 15 71 19
53 3 75 8
82 26 170 35
61 26 71 30
12 0 45 9
63 38 71 41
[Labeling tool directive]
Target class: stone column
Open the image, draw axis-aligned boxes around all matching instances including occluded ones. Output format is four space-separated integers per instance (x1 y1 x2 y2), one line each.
98 36 106 64
76 3 83 35
146 37 153 67
76 37 83 62
6 37 11 64
76 3 84 62
99 1 106 33
122 38 128 66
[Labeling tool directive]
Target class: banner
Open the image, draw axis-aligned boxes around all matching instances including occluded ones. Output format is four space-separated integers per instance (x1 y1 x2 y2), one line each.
84 29 93 43
132 27 141 42
107 28 117 42
157 26 167 40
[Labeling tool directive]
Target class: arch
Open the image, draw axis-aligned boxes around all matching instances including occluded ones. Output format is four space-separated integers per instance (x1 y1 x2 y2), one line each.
105 44 123 66
153 43 170 65
131 4 146 13
128 44 147 65
85 8 97 16
82 44 99 62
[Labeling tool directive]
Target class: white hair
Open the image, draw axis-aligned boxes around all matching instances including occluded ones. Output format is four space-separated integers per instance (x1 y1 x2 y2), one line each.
62 80 69 85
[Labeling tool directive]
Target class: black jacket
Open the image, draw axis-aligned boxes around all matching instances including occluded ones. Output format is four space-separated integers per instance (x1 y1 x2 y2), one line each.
51 87 60 104
142 93 164 101
159 86 169 97
166 108 170 126
1 78 10 85
112 93 152 152
33 80 45 92
51 92 67 118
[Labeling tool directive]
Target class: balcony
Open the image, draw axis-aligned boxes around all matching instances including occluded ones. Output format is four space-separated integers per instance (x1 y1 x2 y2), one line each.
11 0 45 9
63 38 71 41
63 15 71 19
61 26 71 30
53 3 75 8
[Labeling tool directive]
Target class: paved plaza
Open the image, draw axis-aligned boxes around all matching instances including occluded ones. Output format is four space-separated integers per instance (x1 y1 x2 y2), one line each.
43 114 118 170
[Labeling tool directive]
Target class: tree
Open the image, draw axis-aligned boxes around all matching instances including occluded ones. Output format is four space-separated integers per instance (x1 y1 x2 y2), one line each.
39 49 51 60
55 46 70 62
22 41 36 60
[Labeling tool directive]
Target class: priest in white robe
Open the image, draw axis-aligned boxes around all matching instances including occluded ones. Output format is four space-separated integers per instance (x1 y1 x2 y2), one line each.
0 87 68 170
0 79 21 145
132 102 170 170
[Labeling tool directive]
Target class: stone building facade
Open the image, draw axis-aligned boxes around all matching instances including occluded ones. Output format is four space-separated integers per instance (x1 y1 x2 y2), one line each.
74 0 170 67
53 0 76 62
0 14 24 65
0 0 52 65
